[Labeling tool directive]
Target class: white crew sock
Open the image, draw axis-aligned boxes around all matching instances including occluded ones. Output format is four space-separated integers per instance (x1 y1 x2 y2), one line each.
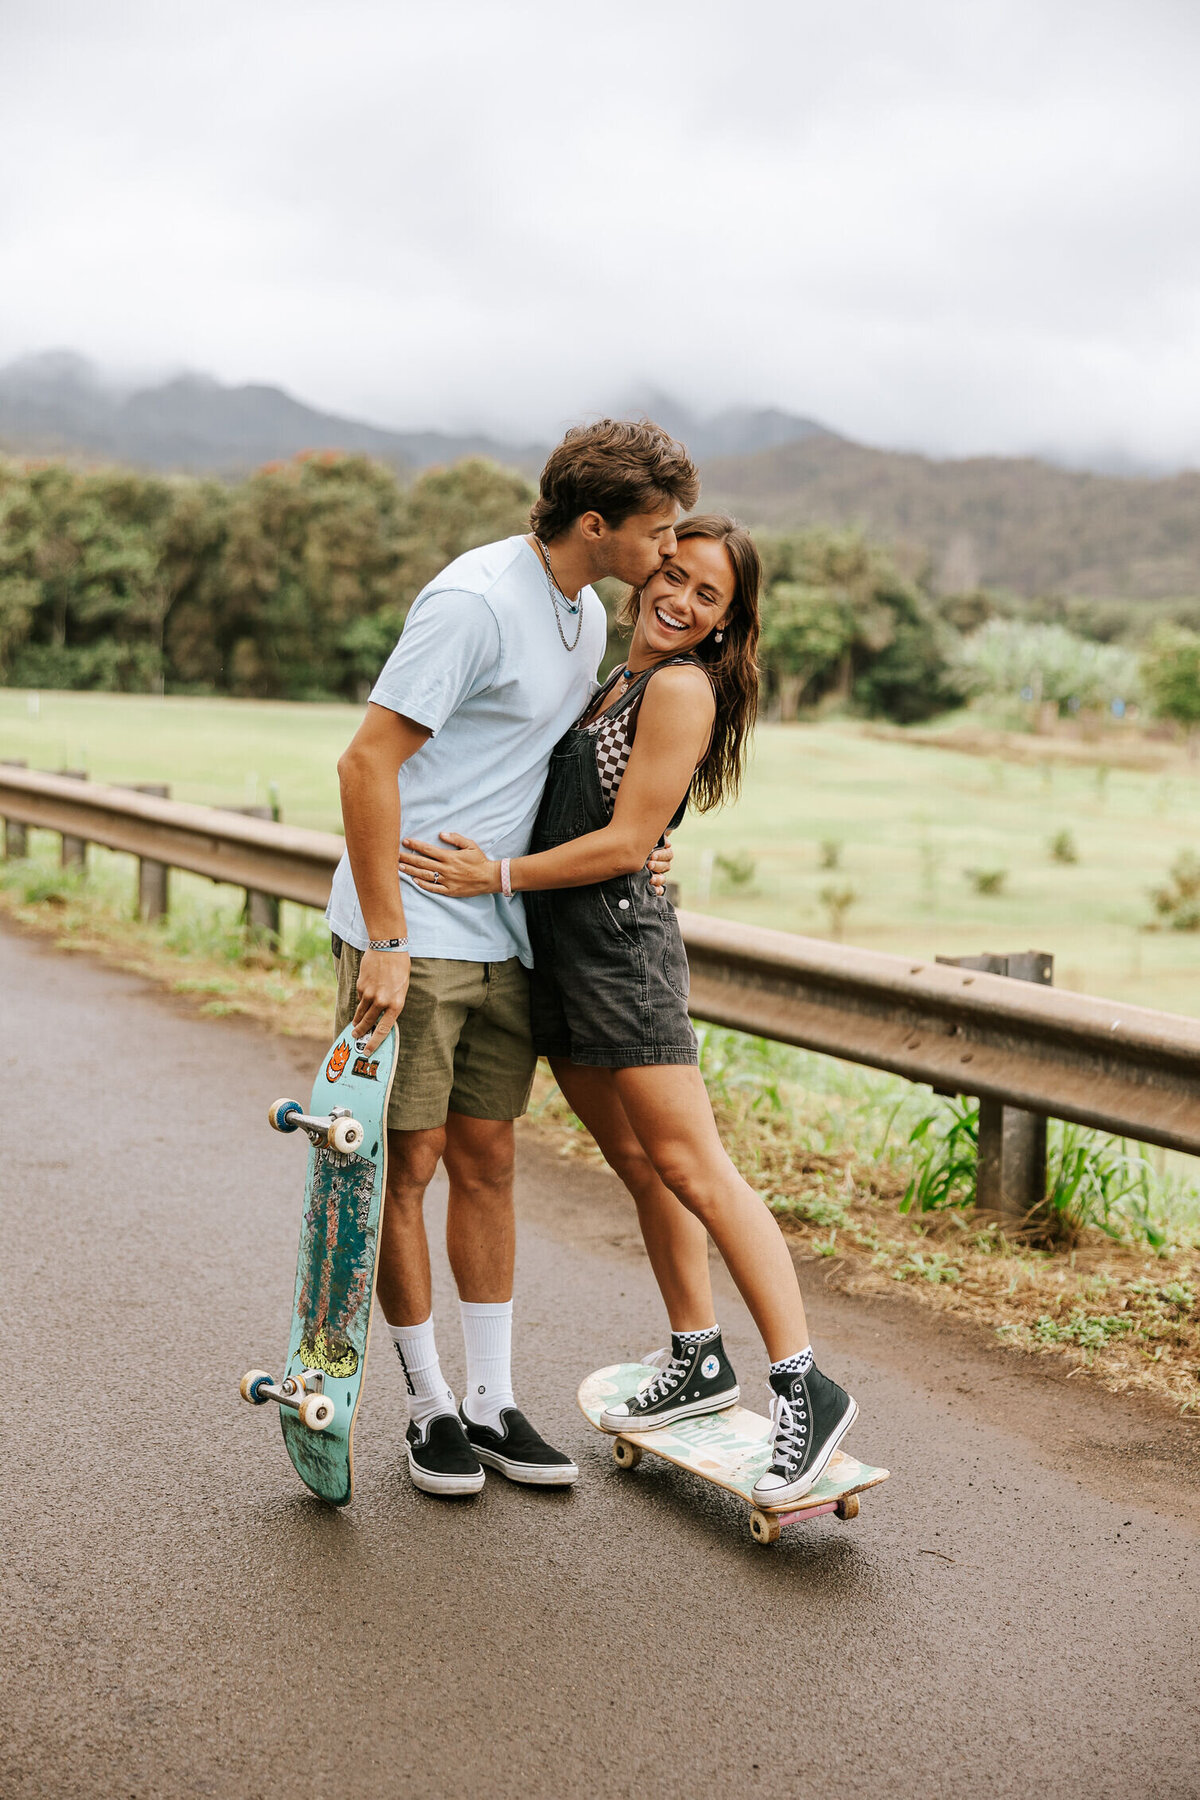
389 1315 456 1427
459 1299 515 1428
770 1344 815 1379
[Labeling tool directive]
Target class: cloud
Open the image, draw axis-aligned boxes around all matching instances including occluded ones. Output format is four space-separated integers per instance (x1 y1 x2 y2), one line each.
1 0 1198 464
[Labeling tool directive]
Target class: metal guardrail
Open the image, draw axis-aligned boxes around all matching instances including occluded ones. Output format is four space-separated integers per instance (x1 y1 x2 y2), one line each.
4 765 1200 1170
0 766 337 907
680 912 1200 1158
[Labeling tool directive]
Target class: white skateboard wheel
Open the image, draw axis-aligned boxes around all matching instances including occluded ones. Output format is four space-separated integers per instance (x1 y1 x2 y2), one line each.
612 1439 642 1469
298 1392 335 1431
749 1508 782 1545
268 1100 302 1132
239 1369 274 1405
329 1117 364 1154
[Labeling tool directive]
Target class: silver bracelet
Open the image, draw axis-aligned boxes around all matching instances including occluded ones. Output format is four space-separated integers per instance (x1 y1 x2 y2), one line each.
368 937 410 952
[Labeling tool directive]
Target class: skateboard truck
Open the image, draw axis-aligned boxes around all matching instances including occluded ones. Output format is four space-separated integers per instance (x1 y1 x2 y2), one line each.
239 1366 336 1432
267 1099 364 1154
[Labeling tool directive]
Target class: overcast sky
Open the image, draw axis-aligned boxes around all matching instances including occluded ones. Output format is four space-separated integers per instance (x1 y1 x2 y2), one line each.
2 0 1199 465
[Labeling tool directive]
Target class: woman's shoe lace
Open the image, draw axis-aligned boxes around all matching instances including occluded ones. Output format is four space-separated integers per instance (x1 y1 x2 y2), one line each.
767 1387 809 1475
634 1354 688 1409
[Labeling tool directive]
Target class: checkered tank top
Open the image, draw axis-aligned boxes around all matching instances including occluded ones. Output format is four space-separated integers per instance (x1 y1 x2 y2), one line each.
577 655 707 817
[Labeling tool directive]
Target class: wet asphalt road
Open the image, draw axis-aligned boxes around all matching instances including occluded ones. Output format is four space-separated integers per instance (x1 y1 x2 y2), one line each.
2 920 1199 1800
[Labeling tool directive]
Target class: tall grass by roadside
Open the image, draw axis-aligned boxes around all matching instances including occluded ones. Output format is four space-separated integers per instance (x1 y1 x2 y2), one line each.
0 838 336 1034
899 1097 1193 1250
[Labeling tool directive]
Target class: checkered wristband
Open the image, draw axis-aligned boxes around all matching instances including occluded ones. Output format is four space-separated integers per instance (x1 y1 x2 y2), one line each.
368 937 409 951
499 858 513 899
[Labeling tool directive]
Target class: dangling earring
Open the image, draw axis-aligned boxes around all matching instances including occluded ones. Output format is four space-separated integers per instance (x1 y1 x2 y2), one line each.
714 629 724 643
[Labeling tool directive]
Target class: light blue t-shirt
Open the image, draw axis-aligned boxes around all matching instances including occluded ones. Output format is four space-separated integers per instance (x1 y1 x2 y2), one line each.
326 535 607 964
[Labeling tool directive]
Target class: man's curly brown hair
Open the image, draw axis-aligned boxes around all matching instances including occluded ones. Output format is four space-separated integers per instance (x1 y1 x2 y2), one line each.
530 418 699 540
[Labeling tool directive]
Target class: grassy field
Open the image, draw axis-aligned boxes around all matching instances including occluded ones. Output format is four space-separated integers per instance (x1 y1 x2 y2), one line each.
4 688 1200 1013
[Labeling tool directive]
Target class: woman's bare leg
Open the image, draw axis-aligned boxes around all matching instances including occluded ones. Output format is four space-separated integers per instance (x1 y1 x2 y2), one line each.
549 1058 716 1334
612 1064 809 1363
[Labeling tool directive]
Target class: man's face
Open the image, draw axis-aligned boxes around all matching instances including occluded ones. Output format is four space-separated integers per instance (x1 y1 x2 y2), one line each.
591 501 680 588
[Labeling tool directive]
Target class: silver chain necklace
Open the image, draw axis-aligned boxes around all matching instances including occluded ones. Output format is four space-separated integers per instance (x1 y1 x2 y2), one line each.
535 536 584 653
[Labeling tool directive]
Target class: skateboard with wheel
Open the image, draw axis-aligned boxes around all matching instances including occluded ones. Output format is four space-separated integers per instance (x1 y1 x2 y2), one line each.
579 1363 889 1544
239 1022 397 1506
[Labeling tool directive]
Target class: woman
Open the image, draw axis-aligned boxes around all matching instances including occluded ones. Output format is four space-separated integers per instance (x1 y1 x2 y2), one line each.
398 515 856 1504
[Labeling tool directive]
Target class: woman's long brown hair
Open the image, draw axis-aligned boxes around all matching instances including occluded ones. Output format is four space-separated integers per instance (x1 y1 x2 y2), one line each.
616 513 761 812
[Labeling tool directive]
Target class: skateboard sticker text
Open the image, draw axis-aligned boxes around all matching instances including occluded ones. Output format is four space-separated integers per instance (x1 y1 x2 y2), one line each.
326 1041 351 1083
352 1056 379 1080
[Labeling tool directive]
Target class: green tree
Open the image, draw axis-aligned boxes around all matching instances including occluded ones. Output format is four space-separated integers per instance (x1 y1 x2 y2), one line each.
217 453 412 699
758 527 963 723
759 582 854 717
1 463 175 690
1141 625 1200 732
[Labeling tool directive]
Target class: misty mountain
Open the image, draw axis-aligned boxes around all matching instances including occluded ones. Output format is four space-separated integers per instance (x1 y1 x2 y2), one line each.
701 435 1200 600
617 388 836 460
0 353 837 478
0 352 535 476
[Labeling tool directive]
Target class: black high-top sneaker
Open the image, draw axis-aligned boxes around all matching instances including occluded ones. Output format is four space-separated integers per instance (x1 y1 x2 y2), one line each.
406 1412 486 1496
751 1363 857 1507
600 1330 740 1433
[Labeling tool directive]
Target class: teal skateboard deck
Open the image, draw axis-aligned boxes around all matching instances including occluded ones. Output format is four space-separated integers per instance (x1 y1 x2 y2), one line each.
579 1363 889 1543
240 1023 398 1506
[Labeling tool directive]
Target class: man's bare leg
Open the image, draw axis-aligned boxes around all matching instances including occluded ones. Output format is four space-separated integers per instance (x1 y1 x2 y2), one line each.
439 1110 577 1481
375 1125 445 1325
442 1113 516 1303
374 1122 488 1493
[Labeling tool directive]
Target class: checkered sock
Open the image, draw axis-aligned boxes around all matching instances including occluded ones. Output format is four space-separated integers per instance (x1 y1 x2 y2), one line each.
673 1324 720 1348
770 1345 815 1379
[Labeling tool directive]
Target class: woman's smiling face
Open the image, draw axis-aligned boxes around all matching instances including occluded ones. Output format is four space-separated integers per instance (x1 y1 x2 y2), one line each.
633 535 736 662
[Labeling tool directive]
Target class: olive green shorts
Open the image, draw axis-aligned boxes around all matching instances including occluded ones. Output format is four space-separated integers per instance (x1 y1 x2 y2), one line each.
332 942 536 1133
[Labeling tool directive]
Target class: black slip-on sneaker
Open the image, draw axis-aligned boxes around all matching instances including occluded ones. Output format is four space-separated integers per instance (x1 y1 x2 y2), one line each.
600 1329 740 1433
459 1406 579 1486
406 1412 485 1496
751 1363 857 1507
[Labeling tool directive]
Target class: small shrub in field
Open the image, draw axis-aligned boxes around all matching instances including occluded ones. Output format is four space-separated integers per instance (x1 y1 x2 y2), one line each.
1148 851 1200 931
714 850 756 892
1049 829 1079 864
965 866 1008 896
818 882 857 940
818 838 842 870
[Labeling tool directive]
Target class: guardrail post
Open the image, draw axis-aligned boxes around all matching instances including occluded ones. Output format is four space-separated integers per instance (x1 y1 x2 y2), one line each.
937 950 1053 1220
2 760 29 858
119 784 171 920
57 769 89 871
224 803 281 944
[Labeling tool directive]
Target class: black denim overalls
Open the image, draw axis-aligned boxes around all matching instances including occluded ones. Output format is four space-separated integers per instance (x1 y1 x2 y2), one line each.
524 657 701 1068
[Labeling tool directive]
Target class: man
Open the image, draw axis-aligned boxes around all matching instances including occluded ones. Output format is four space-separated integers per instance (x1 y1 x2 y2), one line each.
326 418 700 1496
